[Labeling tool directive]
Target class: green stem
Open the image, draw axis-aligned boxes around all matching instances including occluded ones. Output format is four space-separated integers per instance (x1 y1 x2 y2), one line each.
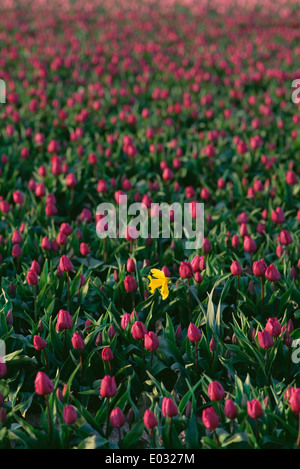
106 398 110 438
260 277 264 309
66 272 70 312
297 413 300 448
33 285 37 323
45 395 52 445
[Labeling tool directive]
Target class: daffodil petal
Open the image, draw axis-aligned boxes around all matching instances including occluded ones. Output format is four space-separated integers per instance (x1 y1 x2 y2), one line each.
160 280 169 300
150 269 166 279
148 276 164 294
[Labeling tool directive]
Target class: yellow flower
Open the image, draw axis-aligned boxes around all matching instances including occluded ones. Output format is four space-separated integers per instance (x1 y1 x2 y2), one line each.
148 268 170 300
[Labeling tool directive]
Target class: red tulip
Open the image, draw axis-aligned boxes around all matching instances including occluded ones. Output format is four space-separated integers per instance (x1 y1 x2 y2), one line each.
59 255 73 272
247 399 263 419
202 406 219 430
144 331 159 351
143 409 158 429
124 275 137 292
265 264 281 282
100 375 117 398
258 330 274 349
34 371 53 395
187 323 202 342
56 309 72 332
208 381 225 401
33 335 47 351
63 405 78 424
224 399 238 420
265 317 281 338
71 332 85 350
110 407 125 428
162 397 178 418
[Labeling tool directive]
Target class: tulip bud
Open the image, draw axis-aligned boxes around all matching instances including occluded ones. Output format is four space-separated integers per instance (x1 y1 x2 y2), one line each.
208 381 225 401
252 259 267 277
265 317 281 338
27 269 38 286
175 324 183 341
144 331 159 351
162 397 178 418
124 275 137 292
126 258 136 273
108 324 116 340
202 406 219 430
131 321 147 340
5 309 13 326
289 389 300 415
209 337 216 352
265 264 281 282
179 261 194 279
33 335 47 351
102 346 114 361
71 332 85 350
257 329 274 349
143 409 158 429
247 399 263 419
63 405 77 424
100 375 117 398
187 323 202 343
59 255 73 272
56 309 72 332
230 260 242 276
110 407 125 428
34 371 53 395
95 331 102 347
224 399 238 420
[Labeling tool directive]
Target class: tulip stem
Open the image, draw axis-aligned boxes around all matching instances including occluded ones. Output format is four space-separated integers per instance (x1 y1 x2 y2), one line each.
33 285 37 323
66 272 70 312
218 401 224 424
187 279 191 321
214 429 220 446
103 238 107 263
255 419 259 441
42 349 48 371
80 351 83 380
45 395 52 445
169 416 172 448
106 398 110 438
231 419 234 435
297 413 300 448
237 275 240 302
266 349 271 387
150 428 156 448
273 282 278 316
260 277 264 307
195 341 198 373
150 350 153 373
132 291 135 310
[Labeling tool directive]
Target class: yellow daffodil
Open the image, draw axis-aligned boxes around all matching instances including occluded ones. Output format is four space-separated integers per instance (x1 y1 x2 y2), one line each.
148 268 170 300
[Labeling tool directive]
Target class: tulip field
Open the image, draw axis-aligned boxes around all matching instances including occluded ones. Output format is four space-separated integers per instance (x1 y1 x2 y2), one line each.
1 0 300 451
